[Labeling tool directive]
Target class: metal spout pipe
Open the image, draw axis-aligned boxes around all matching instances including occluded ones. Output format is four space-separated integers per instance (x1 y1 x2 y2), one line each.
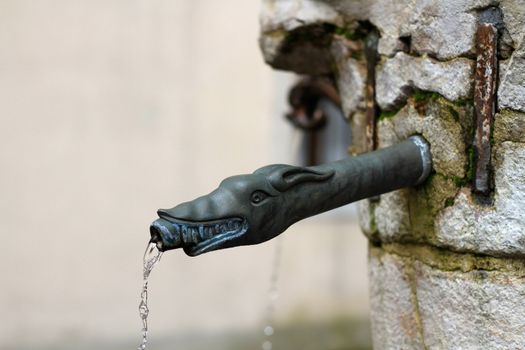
150 136 432 256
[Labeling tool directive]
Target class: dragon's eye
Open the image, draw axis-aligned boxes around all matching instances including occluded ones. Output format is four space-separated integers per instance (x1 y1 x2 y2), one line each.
250 190 269 204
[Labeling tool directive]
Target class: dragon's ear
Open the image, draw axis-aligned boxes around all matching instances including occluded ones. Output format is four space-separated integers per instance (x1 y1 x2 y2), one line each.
256 165 334 192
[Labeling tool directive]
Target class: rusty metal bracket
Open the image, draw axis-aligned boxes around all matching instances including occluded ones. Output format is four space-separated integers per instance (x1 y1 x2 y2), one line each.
473 22 498 195
285 77 342 165
286 77 341 130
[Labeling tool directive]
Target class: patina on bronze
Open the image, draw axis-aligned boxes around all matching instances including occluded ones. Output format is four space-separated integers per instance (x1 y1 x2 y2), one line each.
150 136 432 256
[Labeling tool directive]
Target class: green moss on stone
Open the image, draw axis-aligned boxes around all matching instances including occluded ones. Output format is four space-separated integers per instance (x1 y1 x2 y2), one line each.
466 147 475 181
378 109 400 120
408 187 435 239
493 109 525 144
452 98 474 107
408 173 457 239
448 147 474 188
334 26 367 41
412 90 440 103
335 27 357 40
447 105 460 122
444 197 455 207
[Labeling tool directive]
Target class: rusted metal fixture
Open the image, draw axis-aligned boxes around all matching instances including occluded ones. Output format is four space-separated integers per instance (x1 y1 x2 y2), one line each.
286 77 341 130
364 30 379 152
286 77 342 165
473 21 498 195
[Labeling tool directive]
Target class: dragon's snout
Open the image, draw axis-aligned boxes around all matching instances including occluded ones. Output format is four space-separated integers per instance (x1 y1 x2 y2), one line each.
150 216 248 256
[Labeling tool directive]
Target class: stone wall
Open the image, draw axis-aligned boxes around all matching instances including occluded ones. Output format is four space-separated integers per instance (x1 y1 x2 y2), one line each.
260 1 525 348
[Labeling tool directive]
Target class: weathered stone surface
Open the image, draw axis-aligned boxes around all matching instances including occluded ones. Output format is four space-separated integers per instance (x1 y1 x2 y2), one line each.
259 0 501 72
416 260 525 349
493 110 525 144
374 174 458 245
377 100 467 178
259 26 336 75
490 6 525 112
349 110 369 155
331 37 366 119
499 53 525 112
366 0 415 57
368 248 424 350
357 199 375 237
259 31 287 69
408 174 458 238
370 247 525 350
328 0 494 59
375 190 411 241
259 0 342 74
260 0 525 65
500 0 525 49
406 1 480 60
260 0 342 33
376 53 474 110
436 142 525 256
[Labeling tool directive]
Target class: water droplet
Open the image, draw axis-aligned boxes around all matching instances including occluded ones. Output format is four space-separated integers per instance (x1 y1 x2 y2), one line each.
262 238 282 350
262 340 273 350
269 289 279 301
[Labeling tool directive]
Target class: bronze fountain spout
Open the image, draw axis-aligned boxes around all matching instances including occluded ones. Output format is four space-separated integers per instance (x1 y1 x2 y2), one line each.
150 136 432 256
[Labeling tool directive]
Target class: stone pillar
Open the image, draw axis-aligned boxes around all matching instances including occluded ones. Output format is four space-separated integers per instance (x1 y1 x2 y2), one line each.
260 1 525 348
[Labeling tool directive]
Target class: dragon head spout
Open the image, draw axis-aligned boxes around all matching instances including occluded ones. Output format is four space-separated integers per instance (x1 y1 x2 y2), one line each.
150 164 334 256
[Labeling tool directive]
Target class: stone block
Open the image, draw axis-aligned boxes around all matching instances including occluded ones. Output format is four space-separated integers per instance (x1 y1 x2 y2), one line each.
416 260 525 349
349 111 369 155
377 100 468 179
376 53 473 110
369 248 424 349
500 0 525 49
357 199 376 238
324 0 493 59
331 37 366 119
499 54 525 112
260 0 341 33
436 142 525 257
493 110 525 144
375 190 411 241
259 0 342 74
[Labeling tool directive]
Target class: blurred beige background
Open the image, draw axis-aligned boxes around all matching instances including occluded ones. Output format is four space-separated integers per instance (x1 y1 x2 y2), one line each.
0 1 369 349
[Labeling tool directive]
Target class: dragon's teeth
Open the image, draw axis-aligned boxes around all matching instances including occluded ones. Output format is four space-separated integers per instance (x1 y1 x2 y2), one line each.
203 226 213 239
193 227 201 242
198 225 205 240
178 219 244 244
181 225 192 243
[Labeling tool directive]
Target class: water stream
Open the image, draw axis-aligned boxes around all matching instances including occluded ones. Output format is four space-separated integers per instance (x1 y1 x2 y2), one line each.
138 242 163 350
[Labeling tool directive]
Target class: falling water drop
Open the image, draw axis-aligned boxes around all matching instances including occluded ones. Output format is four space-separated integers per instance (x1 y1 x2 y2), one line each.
262 238 283 350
